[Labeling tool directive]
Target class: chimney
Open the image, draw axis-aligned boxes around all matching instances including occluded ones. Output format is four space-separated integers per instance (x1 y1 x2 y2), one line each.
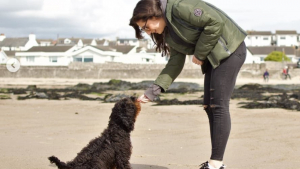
0 33 6 41
29 34 36 41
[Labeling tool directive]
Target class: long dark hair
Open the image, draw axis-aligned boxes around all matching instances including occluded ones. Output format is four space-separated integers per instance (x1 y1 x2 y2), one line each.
129 0 169 56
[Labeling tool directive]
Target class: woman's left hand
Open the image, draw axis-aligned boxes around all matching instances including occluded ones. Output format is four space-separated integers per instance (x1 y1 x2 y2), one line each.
192 55 204 65
137 94 150 103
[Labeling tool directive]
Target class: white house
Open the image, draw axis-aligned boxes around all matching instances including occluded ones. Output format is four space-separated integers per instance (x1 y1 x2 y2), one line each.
117 47 164 64
243 48 260 64
15 46 76 66
116 38 154 48
247 46 298 63
56 38 97 47
275 30 298 47
0 34 39 51
0 50 8 64
145 48 169 64
56 38 83 47
245 31 273 46
116 38 139 46
72 46 123 63
37 39 54 46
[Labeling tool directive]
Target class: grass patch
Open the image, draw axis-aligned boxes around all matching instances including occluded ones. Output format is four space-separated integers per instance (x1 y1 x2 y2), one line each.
90 92 105 96
0 95 11 99
0 88 10 93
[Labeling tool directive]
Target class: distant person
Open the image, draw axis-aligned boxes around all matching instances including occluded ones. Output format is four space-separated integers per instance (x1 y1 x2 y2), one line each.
282 66 291 80
263 69 269 82
297 59 300 68
286 66 291 79
130 0 247 168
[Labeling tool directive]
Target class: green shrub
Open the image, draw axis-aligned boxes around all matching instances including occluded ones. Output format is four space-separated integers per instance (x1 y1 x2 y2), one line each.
264 51 291 62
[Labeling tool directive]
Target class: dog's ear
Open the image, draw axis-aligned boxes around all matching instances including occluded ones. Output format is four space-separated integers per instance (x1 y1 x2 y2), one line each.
110 97 137 131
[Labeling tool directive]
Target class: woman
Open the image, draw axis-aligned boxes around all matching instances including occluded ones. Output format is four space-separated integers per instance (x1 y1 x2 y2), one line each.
129 0 247 168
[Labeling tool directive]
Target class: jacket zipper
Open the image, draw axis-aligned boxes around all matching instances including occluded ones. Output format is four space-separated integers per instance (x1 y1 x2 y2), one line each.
220 35 228 45
205 3 247 36
218 39 231 55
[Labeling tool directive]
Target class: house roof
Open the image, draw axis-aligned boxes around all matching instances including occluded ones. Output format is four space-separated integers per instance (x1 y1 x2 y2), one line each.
93 46 116 52
0 38 29 47
81 39 94 44
275 30 297 35
25 46 74 52
247 46 297 55
3 51 16 57
36 39 54 44
96 39 107 45
146 48 160 53
37 39 53 42
110 45 135 54
247 31 272 36
108 41 117 46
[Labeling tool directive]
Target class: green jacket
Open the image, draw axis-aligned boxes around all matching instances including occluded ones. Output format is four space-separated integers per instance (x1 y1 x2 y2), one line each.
154 0 247 91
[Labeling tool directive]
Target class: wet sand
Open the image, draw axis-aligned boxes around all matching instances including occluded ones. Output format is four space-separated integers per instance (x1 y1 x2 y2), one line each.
0 78 300 169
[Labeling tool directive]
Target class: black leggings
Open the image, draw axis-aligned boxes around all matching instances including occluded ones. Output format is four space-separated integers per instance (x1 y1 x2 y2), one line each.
203 42 246 161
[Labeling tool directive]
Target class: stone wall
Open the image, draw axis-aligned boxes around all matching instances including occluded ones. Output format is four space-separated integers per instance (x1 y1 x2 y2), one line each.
0 61 298 79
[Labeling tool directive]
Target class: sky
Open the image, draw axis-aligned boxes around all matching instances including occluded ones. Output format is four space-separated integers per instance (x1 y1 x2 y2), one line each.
1 0 300 40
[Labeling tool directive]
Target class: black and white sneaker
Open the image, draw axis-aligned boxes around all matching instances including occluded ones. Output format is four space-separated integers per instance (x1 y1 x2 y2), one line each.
199 161 226 169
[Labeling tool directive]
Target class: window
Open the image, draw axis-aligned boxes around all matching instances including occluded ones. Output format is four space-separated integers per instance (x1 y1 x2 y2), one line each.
83 56 93 62
263 37 269 40
49 56 58 63
64 39 71 44
260 57 265 61
84 58 93 62
73 56 93 62
74 57 82 62
280 36 286 40
26 56 35 62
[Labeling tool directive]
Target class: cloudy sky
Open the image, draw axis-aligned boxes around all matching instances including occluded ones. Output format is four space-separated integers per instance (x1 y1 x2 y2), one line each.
1 0 299 40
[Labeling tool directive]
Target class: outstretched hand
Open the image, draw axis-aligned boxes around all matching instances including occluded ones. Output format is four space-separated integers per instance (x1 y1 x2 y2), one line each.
192 55 204 65
137 94 150 103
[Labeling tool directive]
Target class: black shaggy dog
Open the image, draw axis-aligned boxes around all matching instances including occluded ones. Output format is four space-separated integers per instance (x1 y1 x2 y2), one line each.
48 96 141 169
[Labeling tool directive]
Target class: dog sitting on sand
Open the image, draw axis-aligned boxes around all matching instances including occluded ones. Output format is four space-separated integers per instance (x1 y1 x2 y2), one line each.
48 96 141 169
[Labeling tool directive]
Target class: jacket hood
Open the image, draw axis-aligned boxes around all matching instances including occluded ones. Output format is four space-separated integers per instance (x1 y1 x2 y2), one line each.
160 0 167 19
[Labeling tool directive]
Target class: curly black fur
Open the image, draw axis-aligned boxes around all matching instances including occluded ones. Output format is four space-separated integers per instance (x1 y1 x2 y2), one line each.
48 96 141 169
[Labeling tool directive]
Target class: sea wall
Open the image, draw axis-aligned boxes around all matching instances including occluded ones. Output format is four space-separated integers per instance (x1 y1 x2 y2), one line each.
1 61 298 79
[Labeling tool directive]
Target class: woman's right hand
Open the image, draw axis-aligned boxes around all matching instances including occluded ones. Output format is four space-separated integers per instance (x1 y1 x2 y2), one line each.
192 55 204 65
137 94 150 103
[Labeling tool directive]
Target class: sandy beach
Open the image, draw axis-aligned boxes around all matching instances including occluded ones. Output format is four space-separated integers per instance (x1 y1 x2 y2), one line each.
0 78 300 169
